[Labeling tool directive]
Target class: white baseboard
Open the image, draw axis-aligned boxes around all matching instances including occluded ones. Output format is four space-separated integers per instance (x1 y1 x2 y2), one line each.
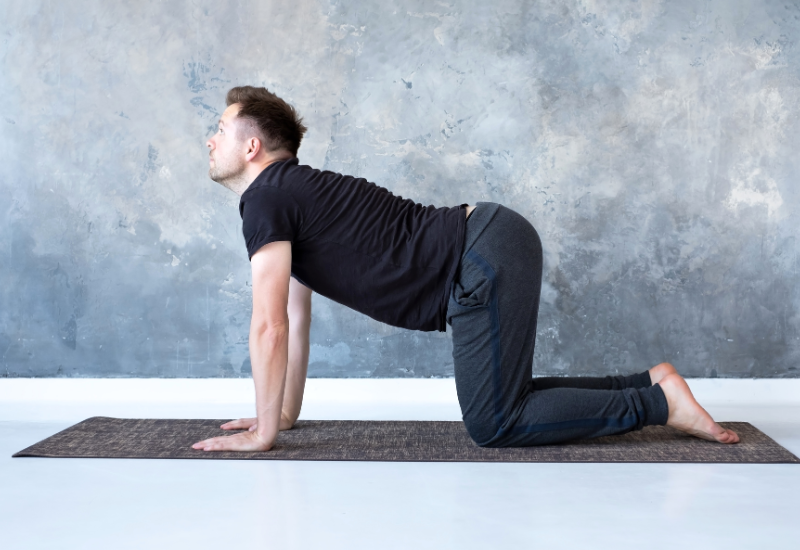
1 378 799 422
0 378 459 404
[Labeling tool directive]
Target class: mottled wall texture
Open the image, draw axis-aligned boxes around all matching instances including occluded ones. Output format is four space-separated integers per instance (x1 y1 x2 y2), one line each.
2 0 799 378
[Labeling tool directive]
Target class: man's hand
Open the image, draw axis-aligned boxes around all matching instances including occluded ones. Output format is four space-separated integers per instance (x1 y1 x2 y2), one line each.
191 429 274 452
220 413 295 433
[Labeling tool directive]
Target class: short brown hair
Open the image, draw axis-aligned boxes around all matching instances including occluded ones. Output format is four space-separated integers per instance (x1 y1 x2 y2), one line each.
226 86 308 156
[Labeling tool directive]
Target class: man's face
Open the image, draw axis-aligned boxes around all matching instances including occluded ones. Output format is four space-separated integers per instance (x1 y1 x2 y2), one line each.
206 104 247 186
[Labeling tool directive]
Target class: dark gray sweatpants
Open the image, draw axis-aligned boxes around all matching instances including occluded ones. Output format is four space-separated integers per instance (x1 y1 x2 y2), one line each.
446 202 669 447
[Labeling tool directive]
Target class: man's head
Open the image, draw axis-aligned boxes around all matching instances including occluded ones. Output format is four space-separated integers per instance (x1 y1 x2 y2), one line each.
206 86 307 192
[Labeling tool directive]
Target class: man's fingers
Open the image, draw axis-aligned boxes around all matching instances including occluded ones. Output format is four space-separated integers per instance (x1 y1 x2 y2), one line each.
192 436 226 450
220 417 257 430
220 420 244 429
190 431 272 452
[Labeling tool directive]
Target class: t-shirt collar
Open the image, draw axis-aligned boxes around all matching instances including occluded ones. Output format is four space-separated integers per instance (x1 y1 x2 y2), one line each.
243 157 299 195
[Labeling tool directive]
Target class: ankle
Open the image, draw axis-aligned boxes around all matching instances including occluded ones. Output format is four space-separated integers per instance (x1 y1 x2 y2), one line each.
649 362 677 385
656 373 684 421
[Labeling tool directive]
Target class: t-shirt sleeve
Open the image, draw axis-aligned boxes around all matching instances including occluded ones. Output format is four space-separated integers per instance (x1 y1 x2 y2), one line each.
239 186 301 261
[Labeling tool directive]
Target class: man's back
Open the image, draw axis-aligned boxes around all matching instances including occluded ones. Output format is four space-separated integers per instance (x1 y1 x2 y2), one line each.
239 158 467 331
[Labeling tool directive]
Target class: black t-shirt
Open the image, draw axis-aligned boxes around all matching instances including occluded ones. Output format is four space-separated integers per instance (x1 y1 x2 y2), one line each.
238 158 467 332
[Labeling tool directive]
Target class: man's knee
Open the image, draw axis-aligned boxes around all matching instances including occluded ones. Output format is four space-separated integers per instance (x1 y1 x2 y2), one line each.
462 413 499 447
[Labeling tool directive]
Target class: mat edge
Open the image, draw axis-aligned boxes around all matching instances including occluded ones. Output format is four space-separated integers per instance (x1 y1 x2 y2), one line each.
11 418 800 463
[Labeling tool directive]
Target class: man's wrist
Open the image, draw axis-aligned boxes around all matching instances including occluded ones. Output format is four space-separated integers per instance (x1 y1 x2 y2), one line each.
255 412 281 440
255 424 278 442
279 411 295 429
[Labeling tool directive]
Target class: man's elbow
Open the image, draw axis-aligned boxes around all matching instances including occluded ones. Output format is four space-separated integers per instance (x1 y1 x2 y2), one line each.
251 319 290 343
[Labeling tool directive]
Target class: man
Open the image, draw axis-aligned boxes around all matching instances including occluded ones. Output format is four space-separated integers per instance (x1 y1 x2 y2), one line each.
192 86 739 452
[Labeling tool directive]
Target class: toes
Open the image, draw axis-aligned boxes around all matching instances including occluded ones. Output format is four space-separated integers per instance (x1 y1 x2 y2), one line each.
716 429 739 444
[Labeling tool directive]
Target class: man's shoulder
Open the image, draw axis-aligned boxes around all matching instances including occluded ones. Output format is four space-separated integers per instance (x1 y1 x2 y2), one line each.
238 183 302 220
279 157 373 183
249 158 340 192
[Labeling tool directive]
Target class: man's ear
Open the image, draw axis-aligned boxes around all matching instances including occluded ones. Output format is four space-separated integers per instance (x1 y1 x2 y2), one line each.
244 136 262 162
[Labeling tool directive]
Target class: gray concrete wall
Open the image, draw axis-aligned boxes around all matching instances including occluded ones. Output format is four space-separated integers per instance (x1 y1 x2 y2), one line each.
1 0 799 378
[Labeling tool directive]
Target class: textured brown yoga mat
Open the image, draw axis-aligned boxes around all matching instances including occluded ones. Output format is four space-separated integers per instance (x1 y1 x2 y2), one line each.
11 416 800 463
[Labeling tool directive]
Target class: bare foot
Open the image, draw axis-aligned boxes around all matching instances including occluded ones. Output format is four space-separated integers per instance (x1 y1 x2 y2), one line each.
657 373 740 444
648 362 678 384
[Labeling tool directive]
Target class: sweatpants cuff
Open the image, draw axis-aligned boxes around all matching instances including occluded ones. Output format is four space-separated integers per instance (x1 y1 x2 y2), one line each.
631 370 653 388
638 384 669 426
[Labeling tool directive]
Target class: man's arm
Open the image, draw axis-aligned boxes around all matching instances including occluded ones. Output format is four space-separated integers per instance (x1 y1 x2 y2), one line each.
192 240 292 452
248 240 292 447
281 276 312 428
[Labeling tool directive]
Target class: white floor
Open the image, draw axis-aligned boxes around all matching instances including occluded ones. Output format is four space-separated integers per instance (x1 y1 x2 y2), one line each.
2 379 800 550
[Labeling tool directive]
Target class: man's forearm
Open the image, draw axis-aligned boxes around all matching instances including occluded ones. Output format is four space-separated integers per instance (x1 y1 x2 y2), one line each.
249 324 289 442
282 322 310 424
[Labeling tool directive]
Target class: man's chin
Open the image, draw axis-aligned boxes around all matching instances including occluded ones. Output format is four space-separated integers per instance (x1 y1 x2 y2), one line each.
208 169 228 184
209 169 244 190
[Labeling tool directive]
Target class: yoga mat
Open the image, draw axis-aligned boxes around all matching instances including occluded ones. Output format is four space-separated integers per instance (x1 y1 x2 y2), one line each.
11 417 800 463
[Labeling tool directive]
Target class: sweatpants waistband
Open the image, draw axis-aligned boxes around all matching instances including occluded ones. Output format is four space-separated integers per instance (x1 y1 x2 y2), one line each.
461 202 501 258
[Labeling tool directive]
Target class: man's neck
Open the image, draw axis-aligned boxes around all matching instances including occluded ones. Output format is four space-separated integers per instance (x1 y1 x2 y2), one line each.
233 153 295 196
